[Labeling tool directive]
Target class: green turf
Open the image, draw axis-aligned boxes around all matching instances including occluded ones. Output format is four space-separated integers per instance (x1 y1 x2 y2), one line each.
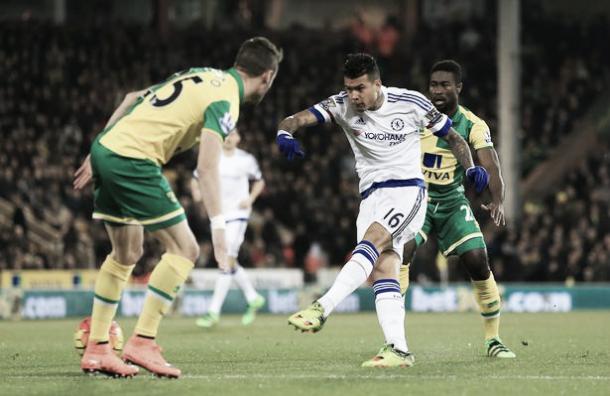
1 312 609 396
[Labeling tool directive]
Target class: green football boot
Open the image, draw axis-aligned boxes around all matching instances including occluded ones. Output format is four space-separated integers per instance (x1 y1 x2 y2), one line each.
361 344 415 368
486 337 516 358
195 312 219 328
242 295 266 326
287 301 326 333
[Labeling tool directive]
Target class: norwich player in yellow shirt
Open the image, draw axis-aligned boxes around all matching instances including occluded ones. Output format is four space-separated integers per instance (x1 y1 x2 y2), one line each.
400 60 516 358
73 37 282 378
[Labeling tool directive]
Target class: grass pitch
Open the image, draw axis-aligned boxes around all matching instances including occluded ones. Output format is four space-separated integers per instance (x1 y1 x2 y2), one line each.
0 312 609 396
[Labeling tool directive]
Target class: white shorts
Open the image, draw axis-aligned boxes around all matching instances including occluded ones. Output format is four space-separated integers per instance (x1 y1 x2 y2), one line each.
225 219 248 258
356 186 427 261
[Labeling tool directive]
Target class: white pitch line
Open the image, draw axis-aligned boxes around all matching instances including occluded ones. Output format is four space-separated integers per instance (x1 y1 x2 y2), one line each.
179 374 610 381
5 374 609 381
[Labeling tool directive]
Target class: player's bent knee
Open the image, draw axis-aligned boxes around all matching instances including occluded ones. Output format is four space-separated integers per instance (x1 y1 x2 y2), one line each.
470 268 491 281
112 246 144 266
363 222 392 251
460 249 490 281
157 227 200 262
180 241 200 263
126 249 144 265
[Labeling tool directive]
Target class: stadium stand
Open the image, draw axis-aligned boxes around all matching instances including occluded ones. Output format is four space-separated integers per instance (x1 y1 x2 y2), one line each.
0 12 608 282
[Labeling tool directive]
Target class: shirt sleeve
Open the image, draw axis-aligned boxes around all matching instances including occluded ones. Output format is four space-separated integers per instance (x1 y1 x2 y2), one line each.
202 100 235 140
408 91 452 137
247 155 263 181
307 93 346 124
469 120 494 150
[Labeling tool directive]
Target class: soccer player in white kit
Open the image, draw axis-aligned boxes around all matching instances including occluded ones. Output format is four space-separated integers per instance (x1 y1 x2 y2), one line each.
193 129 267 327
277 54 488 367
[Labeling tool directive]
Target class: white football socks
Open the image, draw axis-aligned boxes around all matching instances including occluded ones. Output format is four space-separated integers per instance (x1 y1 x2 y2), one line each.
318 241 379 317
234 264 259 303
373 279 408 353
208 270 233 315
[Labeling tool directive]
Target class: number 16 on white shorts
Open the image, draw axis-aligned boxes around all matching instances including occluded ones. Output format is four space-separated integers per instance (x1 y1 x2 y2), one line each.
356 186 427 262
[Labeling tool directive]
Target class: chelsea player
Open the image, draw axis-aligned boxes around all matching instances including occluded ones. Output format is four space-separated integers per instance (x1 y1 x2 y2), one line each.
277 54 489 367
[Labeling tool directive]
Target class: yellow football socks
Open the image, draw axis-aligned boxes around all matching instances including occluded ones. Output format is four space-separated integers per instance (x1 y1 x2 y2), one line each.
90 256 135 342
134 253 194 338
472 273 502 340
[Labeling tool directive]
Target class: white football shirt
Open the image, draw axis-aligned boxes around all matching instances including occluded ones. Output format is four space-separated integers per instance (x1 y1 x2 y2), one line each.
220 148 262 220
194 148 262 221
309 86 451 193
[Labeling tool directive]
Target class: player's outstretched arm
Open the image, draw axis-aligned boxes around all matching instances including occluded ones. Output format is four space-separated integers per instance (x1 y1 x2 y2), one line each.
477 147 506 226
196 130 228 270
278 109 319 134
442 129 489 194
276 110 319 160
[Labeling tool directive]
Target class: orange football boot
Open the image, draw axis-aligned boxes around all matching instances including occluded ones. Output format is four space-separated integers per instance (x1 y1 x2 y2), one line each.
122 336 181 378
81 341 139 377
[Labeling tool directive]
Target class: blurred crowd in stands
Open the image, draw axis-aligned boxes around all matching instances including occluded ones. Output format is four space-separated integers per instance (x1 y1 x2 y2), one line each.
488 147 610 282
0 6 608 282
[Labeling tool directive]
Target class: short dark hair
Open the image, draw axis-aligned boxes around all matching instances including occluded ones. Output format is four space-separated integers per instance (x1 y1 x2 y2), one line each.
234 37 283 77
430 59 462 83
344 53 380 80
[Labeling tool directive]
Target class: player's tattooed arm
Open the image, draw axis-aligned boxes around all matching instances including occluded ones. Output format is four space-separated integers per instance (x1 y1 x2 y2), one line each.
442 128 475 170
277 109 319 159
278 110 319 134
477 147 506 226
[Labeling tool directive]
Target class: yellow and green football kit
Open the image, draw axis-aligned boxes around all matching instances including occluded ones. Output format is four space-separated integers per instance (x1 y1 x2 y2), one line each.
88 67 246 348
403 106 513 354
416 105 493 256
90 67 244 231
